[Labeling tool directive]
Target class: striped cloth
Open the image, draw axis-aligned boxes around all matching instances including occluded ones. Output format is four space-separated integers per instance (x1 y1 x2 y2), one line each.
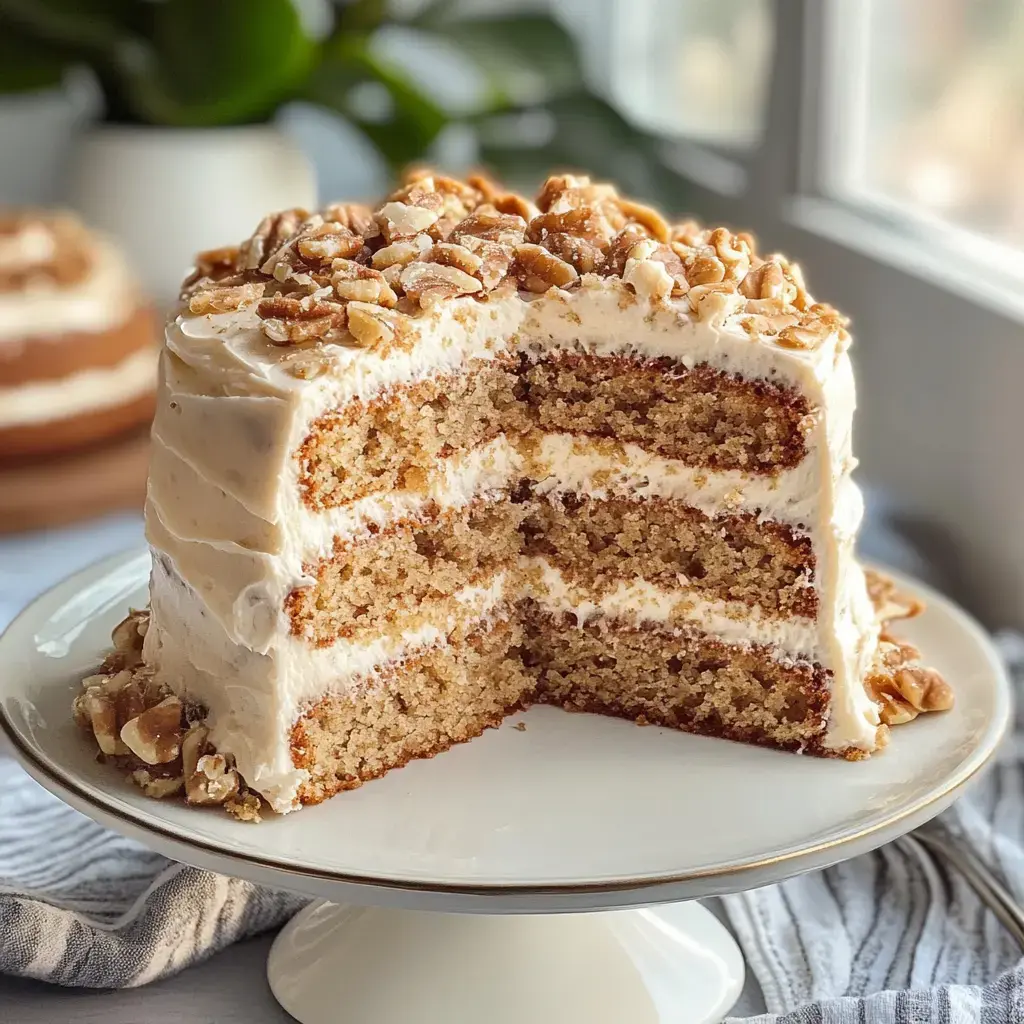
0 760 306 987
2 505 1023 1015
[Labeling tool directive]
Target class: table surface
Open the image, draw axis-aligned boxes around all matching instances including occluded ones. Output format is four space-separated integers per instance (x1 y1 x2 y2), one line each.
0 513 767 1021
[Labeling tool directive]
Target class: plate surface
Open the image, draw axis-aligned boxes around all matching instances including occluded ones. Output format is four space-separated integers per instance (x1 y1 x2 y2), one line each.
0 549 1010 909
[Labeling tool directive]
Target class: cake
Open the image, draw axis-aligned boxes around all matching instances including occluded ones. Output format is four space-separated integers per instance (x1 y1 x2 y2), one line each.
0 211 156 461
73 170 953 818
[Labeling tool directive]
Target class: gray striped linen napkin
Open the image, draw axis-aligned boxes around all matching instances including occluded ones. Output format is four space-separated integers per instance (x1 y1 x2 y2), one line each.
2 503 1023 1017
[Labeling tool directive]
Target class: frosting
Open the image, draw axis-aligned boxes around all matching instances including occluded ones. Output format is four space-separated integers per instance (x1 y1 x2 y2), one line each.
0 234 138 343
143 278 880 811
0 346 157 428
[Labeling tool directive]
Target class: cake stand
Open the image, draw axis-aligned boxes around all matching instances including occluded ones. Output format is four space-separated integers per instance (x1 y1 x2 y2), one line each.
0 551 1010 1023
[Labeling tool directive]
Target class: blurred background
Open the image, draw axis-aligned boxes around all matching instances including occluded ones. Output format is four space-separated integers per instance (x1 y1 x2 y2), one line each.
1 0 1022 628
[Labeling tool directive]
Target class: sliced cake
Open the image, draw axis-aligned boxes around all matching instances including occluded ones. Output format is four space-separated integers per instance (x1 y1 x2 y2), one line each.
73 171 953 817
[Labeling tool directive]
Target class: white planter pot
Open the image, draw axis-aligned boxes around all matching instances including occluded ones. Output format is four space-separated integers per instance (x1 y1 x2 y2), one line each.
67 124 317 307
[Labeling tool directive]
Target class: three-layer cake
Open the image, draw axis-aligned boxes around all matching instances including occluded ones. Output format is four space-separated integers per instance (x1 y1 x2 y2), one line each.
75 171 953 816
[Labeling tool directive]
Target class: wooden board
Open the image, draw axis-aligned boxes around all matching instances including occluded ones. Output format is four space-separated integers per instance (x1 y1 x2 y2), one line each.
0 429 150 533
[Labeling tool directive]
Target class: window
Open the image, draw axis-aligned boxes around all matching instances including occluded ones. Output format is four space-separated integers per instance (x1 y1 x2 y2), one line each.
839 0 1024 253
603 0 774 147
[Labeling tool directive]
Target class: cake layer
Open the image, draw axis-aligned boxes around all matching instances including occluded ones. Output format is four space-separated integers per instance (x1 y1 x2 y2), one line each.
298 357 527 508
0 303 154 386
523 352 809 471
286 499 526 645
293 618 530 804
521 491 816 616
295 349 813 514
522 604 838 756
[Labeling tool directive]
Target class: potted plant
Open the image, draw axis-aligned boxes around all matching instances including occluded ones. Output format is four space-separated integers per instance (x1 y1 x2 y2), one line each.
0 0 680 304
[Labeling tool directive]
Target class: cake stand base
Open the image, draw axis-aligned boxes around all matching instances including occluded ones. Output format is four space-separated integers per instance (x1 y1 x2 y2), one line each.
266 901 744 1024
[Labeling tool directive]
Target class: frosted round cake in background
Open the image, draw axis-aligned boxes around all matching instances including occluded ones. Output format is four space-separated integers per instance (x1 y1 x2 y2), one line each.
0 211 156 462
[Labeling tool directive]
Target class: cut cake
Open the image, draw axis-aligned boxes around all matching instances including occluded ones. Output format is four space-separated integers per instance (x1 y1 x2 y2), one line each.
73 171 953 817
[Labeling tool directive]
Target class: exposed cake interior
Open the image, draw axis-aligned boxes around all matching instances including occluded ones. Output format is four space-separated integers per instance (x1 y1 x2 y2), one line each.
124 171 952 815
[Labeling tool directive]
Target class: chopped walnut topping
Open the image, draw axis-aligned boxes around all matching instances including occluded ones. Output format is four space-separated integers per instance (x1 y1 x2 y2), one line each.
616 198 670 242
513 243 579 292
623 241 676 302
130 770 184 799
346 301 408 352
493 192 539 223
75 611 264 819
185 167 848 351
603 226 650 278
240 208 309 271
226 792 263 823
539 232 605 274
188 281 265 315
331 260 398 307
258 294 348 345
459 236 513 289
527 206 613 246
451 209 527 247
321 202 379 240
400 261 482 308
371 234 432 270
376 196 443 241
296 223 365 264
120 696 183 765
423 241 483 278
866 649 955 726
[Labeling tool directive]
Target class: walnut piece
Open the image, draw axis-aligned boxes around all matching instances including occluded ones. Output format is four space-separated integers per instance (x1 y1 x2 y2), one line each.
512 243 579 293
258 294 348 345
400 261 482 308
130 770 184 799
188 282 265 315
331 260 398 307
120 696 184 765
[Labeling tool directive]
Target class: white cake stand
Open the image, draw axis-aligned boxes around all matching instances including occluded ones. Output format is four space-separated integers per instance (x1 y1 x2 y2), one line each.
0 551 1010 1023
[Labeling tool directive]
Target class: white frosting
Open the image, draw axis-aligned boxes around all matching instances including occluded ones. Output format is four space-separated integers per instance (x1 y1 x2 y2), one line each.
0 346 157 428
144 279 881 811
0 235 138 342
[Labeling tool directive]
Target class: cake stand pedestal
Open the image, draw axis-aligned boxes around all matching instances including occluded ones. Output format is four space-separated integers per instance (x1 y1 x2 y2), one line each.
268 902 743 1024
0 551 1011 1023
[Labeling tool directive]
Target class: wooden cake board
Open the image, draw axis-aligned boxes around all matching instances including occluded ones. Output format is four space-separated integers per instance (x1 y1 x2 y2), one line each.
0 428 150 534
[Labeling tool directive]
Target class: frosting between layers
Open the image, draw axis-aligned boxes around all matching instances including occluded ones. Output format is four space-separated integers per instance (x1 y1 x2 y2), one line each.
0 346 157 428
522 557 822 662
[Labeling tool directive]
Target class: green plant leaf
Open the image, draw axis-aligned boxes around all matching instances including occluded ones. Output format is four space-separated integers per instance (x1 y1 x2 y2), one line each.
0 0 138 55
422 14 582 109
476 92 688 213
127 0 316 126
310 33 448 170
329 0 389 33
0 17 69 93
